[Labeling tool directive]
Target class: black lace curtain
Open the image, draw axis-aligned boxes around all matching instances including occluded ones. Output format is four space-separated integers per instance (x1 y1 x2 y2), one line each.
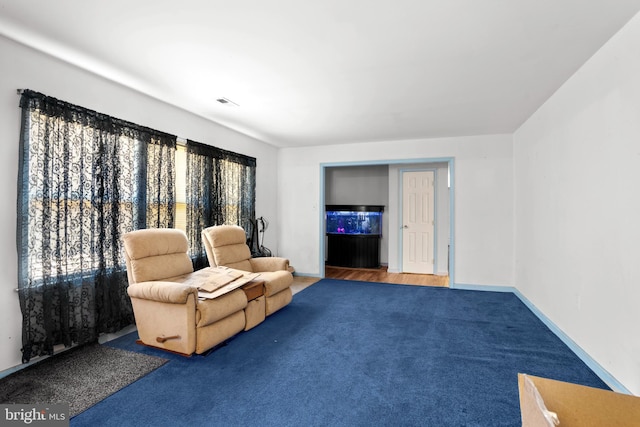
17 90 176 362
186 140 256 269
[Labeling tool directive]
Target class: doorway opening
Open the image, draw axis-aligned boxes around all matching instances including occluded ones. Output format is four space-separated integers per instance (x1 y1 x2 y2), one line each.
320 158 455 286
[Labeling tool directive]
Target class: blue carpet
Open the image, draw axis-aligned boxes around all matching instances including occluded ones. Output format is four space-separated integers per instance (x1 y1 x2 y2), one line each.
72 279 608 426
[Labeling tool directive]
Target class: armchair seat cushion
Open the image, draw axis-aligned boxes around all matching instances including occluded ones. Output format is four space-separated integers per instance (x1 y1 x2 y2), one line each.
222 259 254 272
196 289 247 328
260 271 294 296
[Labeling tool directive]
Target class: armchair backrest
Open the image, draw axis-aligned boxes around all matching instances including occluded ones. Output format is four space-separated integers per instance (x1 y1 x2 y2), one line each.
201 225 253 271
122 228 194 284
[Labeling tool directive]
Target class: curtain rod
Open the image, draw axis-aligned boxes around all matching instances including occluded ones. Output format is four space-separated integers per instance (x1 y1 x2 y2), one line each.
16 89 186 146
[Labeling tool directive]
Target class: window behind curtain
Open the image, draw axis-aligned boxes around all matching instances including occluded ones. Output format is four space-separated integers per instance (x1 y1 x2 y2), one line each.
185 139 256 269
16 90 176 362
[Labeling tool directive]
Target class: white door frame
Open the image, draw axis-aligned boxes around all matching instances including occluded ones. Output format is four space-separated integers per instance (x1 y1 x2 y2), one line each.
319 157 456 286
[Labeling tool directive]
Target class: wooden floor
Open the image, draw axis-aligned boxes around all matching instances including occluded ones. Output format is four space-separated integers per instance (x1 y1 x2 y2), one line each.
324 265 449 287
289 265 449 296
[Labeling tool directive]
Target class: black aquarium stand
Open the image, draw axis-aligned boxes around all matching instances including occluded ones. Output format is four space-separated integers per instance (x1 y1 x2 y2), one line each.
325 205 384 268
326 233 381 268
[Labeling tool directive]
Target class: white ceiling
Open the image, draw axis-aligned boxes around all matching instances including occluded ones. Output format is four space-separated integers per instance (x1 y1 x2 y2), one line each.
2 1 640 147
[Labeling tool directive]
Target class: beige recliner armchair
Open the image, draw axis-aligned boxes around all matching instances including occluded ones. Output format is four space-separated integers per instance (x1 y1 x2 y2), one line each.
202 225 293 316
123 228 248 355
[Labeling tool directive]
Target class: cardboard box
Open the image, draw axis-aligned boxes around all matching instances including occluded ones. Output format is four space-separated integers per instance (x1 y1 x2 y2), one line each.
518 373 640 426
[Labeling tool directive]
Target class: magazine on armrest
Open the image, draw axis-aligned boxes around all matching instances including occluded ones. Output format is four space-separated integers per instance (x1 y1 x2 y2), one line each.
198 272 261 300
197 267 244 293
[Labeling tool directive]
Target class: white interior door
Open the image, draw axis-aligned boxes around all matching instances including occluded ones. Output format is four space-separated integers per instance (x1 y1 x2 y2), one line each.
402 171 435 274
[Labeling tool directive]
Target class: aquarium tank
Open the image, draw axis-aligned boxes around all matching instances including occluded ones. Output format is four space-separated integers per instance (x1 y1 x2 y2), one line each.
325 205 384 236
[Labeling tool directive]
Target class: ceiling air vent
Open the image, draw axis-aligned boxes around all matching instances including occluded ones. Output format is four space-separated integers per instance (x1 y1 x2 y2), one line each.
216 97 239 107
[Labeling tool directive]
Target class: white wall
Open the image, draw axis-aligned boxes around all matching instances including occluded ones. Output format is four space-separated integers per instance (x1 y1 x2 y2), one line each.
0 36 280 373
514 12 640 395
278 134 514 287
325 165 389 207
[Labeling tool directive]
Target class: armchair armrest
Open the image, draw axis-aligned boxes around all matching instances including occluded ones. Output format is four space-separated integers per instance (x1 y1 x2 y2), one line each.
249 257 290 272
127 281 197 304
